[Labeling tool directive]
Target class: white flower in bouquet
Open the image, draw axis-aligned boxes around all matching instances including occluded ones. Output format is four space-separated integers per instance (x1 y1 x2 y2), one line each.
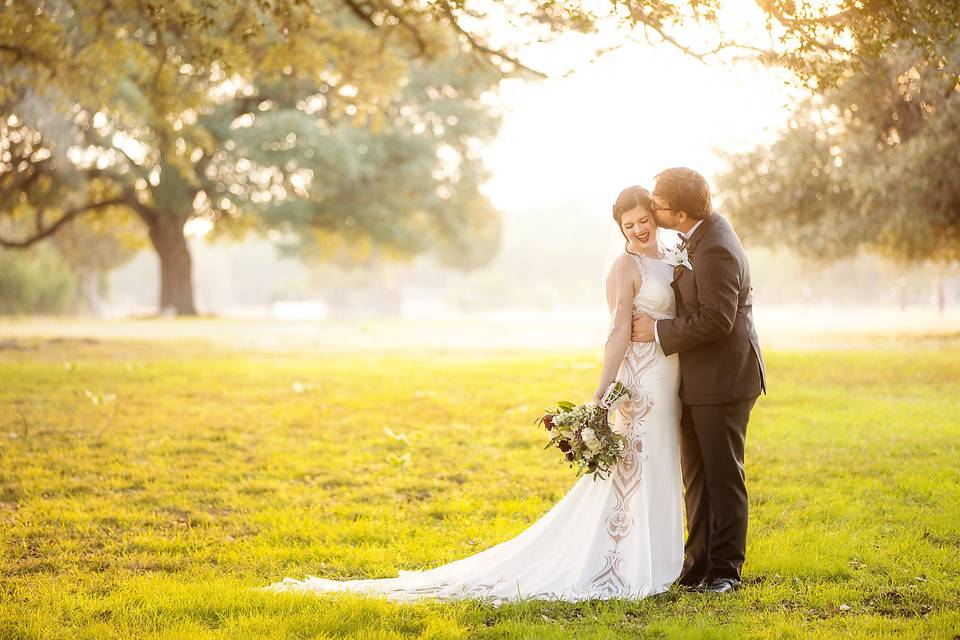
536 379 632 481
581 427 601 452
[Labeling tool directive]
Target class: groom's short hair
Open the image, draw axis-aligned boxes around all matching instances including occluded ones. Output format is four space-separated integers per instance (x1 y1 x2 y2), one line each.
653 167 712 220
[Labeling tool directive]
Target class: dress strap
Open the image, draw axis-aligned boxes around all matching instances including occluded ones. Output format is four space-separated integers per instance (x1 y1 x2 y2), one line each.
626 251 647 279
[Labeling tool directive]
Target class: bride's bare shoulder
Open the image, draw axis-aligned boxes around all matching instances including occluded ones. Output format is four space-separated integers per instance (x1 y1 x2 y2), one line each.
608 252 641 276
605 253 642 290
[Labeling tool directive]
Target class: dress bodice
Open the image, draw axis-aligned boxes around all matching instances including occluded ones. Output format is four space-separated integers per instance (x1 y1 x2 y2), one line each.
626 253 676 321
604 252 676 342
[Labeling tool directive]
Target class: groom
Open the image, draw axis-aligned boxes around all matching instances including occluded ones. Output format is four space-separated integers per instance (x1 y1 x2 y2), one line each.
631 167 766 594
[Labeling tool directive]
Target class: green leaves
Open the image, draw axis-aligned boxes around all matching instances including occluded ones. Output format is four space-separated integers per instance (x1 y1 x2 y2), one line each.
716 46 960 264
0 0 509 312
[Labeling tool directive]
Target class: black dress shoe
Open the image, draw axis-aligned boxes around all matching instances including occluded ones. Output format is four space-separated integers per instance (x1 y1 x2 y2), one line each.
676 573 709 589
687 576 712 592
675 576 711 592
703 577 741 593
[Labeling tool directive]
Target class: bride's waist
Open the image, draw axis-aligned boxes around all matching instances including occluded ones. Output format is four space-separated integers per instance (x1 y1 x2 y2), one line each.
625 341 669 358
633 309 675 321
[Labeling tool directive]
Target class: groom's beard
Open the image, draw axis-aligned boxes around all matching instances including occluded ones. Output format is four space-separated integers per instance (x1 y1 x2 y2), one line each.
653 212 677 229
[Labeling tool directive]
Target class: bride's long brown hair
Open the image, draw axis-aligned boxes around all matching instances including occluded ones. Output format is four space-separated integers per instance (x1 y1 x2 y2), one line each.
612 186 655 252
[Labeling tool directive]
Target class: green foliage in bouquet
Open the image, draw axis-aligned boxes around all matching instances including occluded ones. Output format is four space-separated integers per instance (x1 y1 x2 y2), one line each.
535 381 631 481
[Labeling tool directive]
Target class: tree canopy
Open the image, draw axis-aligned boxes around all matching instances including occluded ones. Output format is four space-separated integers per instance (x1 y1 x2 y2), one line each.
716 46 960 264
0 0 528 313
747 0 960 88
2 0 959 313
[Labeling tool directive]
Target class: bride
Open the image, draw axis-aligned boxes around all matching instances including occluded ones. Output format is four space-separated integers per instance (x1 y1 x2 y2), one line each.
261 185 684 604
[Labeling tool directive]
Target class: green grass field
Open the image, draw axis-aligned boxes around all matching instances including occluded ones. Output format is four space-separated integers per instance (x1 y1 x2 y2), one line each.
1 333 959 639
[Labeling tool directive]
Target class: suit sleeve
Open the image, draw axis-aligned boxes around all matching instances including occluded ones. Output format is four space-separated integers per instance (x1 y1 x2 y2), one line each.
657 245 740 356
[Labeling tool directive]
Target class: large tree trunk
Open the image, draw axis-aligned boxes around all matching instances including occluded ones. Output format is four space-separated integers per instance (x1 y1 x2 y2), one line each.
146 214 197 316
78 269 105 317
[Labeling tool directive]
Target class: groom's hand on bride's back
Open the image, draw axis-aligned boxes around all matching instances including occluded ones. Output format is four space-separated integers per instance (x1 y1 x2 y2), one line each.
631 313 656 342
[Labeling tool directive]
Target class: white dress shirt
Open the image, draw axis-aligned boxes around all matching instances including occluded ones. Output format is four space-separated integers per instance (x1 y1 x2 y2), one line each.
653 219 704 348
678 219 704 247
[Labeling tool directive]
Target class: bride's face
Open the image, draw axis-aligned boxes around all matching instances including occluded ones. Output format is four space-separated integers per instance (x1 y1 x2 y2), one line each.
620 206 658 251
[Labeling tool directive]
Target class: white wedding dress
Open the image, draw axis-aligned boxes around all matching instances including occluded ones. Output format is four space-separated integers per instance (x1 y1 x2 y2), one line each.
261 253 684 605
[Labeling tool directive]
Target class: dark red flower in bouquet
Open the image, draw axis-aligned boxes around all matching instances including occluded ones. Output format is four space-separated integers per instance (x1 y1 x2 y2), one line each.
558 440 571 452
543 414 554 430
565 451 575 461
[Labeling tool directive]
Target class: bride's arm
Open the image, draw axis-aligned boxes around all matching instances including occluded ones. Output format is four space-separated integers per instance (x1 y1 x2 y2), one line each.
592 256 637 403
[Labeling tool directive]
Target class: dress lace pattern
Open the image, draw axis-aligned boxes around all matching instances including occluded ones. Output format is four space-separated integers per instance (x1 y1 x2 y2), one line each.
590 253 669 596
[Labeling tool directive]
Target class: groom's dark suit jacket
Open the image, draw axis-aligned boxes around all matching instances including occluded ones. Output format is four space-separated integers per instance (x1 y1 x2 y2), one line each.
657 212 766 406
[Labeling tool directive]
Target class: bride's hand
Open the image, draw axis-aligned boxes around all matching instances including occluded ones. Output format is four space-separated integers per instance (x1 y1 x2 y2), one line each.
592 389 605 405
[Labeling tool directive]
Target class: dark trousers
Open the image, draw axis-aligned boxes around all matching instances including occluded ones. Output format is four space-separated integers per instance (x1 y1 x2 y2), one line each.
677 396 757 585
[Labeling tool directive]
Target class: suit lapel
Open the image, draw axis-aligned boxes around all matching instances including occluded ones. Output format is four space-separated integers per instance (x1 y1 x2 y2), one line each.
684 211 715 255
672 212 714 287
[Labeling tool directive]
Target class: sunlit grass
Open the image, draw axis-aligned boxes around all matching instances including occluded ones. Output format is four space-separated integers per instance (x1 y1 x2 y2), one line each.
1 336 958 639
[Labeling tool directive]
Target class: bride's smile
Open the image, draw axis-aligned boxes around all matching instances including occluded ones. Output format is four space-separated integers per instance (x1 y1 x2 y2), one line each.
612 187 661 258
619 208 659 257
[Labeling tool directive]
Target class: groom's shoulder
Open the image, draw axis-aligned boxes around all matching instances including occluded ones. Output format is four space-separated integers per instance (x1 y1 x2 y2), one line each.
706 212 743 245
709 211 733 233
700 213 750 266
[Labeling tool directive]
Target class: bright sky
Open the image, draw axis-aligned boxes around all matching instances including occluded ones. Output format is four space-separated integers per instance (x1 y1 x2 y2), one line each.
480 2 803 213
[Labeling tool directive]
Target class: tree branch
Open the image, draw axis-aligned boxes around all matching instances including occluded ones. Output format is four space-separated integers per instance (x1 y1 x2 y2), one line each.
382 3 429 57
0 160 46 209
620 4 770 65
0 195 130 249
756 0 857 59
339 0 378 28
0 44 57 71
437 3 550 79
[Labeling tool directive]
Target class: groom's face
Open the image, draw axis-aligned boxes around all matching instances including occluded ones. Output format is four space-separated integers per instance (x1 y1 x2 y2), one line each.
650 193 680 230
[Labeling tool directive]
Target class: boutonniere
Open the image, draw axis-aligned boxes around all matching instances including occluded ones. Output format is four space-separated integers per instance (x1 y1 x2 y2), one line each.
663 244 693 271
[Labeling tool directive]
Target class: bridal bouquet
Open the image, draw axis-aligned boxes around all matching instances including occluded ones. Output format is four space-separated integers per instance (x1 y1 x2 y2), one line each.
535 381 631 481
